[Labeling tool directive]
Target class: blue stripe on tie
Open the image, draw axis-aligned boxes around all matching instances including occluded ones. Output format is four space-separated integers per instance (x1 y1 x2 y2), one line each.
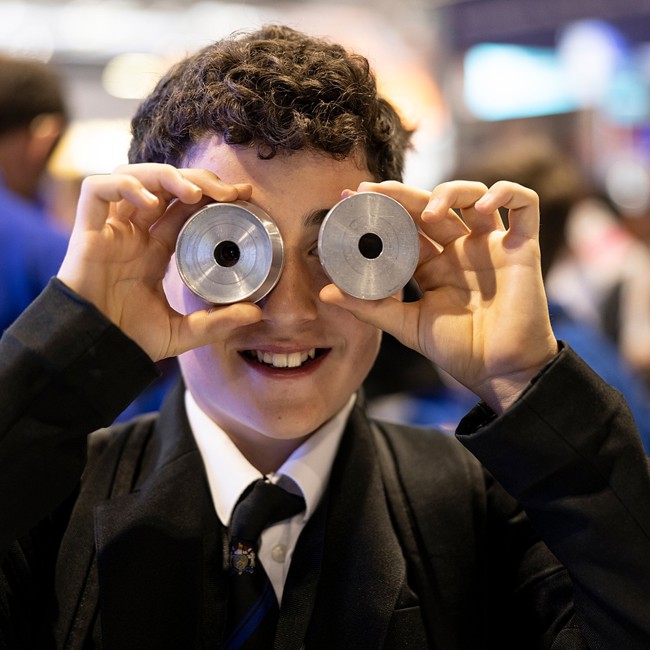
224 580 276 650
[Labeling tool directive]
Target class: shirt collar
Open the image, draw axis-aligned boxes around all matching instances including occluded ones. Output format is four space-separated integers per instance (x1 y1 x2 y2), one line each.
185 391 355 527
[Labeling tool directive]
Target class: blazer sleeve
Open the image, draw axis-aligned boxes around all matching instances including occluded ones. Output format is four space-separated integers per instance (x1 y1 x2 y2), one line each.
0 279 158 553
457 344 650 649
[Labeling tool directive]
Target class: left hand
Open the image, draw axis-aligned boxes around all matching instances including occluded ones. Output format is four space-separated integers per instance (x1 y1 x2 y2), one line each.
57 163 261 361
320 179 559 413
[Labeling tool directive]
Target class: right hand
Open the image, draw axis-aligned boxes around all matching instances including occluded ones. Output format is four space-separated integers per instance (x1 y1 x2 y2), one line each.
320 180 558 413
57 163 262 361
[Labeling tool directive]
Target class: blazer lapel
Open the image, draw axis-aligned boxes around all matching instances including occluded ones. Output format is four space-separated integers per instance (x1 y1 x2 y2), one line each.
90 390 417 648
93 384 228 649
296 403 408 649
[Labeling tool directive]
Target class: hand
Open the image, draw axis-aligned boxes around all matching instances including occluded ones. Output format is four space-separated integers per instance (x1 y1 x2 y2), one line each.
57 163 262 361
320 180 559 413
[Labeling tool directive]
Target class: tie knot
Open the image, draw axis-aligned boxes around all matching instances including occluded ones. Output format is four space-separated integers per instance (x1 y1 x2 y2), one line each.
230 478 305 545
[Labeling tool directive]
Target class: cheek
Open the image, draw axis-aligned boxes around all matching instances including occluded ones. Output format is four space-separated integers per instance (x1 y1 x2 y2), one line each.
360 327 382 367
178 346 228 407
310 256 334 293
340 313 382 370
349 328 382 392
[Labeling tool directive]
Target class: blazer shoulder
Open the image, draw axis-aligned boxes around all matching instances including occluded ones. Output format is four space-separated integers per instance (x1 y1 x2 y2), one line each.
372 418 522 529
83 414 159 498
376 419 483 479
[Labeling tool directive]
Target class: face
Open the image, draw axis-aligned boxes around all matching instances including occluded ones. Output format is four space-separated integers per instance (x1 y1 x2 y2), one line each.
164 136 382 463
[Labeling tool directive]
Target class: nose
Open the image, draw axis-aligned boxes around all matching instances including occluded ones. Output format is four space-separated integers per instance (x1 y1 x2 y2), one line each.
257 254 319 325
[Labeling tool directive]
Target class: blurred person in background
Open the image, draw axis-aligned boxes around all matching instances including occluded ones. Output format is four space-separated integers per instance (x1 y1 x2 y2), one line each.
0 54 70 334
545 191 650 385
597 164 650 388
461 137 650 454
368 134 650 453
0 53 177 422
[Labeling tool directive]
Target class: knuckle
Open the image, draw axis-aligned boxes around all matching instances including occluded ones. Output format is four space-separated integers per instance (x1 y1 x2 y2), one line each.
80 174 105 192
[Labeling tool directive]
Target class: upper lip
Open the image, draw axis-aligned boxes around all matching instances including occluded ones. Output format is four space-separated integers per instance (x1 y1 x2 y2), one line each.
237 339 327 353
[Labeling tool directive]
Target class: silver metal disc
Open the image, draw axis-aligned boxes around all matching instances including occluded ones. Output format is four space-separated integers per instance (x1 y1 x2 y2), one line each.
317 192 419 300
175 201 284 304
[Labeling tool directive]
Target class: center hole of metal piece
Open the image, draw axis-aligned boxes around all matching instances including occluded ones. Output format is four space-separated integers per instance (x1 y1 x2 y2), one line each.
358 232 383 259
214 240 240 267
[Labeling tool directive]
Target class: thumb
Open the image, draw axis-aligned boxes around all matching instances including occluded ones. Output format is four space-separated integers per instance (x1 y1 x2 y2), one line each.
174 302 262 355
320 284 411 342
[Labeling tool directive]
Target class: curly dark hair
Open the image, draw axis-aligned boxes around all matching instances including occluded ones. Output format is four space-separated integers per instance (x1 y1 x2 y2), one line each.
128 25 412 181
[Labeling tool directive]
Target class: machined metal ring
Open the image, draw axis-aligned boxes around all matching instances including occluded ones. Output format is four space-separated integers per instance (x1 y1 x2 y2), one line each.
175 201 284 304
317 192 419 300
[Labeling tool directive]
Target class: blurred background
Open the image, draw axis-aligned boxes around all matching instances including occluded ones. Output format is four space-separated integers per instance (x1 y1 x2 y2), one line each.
3 0 650 442
3 0 649 214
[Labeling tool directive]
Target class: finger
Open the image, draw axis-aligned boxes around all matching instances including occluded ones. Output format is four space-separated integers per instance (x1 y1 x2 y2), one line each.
417 230 444 265
76 173 160 231
475 181 540 240
113 163 203 205
149 199 205 251
422 181 503 242
85 164 249 240
355 180 431 215
151 174 254 250
352 180 464 249
359 180 483 247
419 205 470 247
179 168 253 203
114 164 252 206
81 164 205 234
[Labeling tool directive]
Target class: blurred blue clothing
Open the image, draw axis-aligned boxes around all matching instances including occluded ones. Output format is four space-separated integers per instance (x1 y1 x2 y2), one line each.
113 357 180 423
0 175 179 421
548 302 650 453
0 176 69 334
373 303 650 454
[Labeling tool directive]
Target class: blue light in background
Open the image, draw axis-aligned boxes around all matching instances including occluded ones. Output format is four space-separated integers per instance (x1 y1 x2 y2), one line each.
463 19 647 123
463 43 578 120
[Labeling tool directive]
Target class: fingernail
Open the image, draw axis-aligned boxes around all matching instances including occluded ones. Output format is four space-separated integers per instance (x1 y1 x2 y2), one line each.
141 188 158 202
422 198 439 220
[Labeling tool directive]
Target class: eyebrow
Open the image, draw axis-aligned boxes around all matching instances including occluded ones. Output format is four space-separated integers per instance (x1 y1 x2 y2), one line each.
303 208 331 228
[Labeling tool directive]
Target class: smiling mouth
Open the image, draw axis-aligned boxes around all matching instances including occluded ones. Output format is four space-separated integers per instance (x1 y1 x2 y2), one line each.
242 348 327 369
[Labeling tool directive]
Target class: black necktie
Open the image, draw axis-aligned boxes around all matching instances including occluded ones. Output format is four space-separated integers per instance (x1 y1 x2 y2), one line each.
224 478 306 650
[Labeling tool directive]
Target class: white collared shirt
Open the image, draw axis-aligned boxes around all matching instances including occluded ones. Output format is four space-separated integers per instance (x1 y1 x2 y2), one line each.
186 391 355 603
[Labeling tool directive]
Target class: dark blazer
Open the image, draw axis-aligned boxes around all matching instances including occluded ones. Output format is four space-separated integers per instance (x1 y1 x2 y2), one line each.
3 385 566 649
2 281 650 649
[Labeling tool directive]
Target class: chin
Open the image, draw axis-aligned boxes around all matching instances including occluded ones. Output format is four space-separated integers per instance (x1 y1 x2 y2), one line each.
260 419 324 441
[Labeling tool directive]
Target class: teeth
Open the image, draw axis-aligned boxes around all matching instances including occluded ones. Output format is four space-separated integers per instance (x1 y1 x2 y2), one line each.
287 352 303 368
254 348 317 368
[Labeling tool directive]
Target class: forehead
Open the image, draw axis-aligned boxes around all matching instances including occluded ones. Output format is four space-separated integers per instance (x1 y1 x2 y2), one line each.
185 136 372 222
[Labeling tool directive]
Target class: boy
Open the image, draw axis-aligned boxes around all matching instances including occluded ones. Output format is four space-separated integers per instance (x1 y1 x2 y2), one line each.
1 25 649 648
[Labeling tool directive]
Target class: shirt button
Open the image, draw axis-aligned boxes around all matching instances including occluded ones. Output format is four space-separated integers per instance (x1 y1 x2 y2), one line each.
271 544 287 563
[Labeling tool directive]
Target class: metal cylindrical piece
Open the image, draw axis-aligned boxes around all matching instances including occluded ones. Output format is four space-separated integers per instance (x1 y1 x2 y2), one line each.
175 201 284 304
318 192 419 300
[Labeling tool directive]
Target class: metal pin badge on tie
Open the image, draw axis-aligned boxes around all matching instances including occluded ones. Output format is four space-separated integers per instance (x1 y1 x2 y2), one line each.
230 541 257 575
318 192 419 300
175 201 284 304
